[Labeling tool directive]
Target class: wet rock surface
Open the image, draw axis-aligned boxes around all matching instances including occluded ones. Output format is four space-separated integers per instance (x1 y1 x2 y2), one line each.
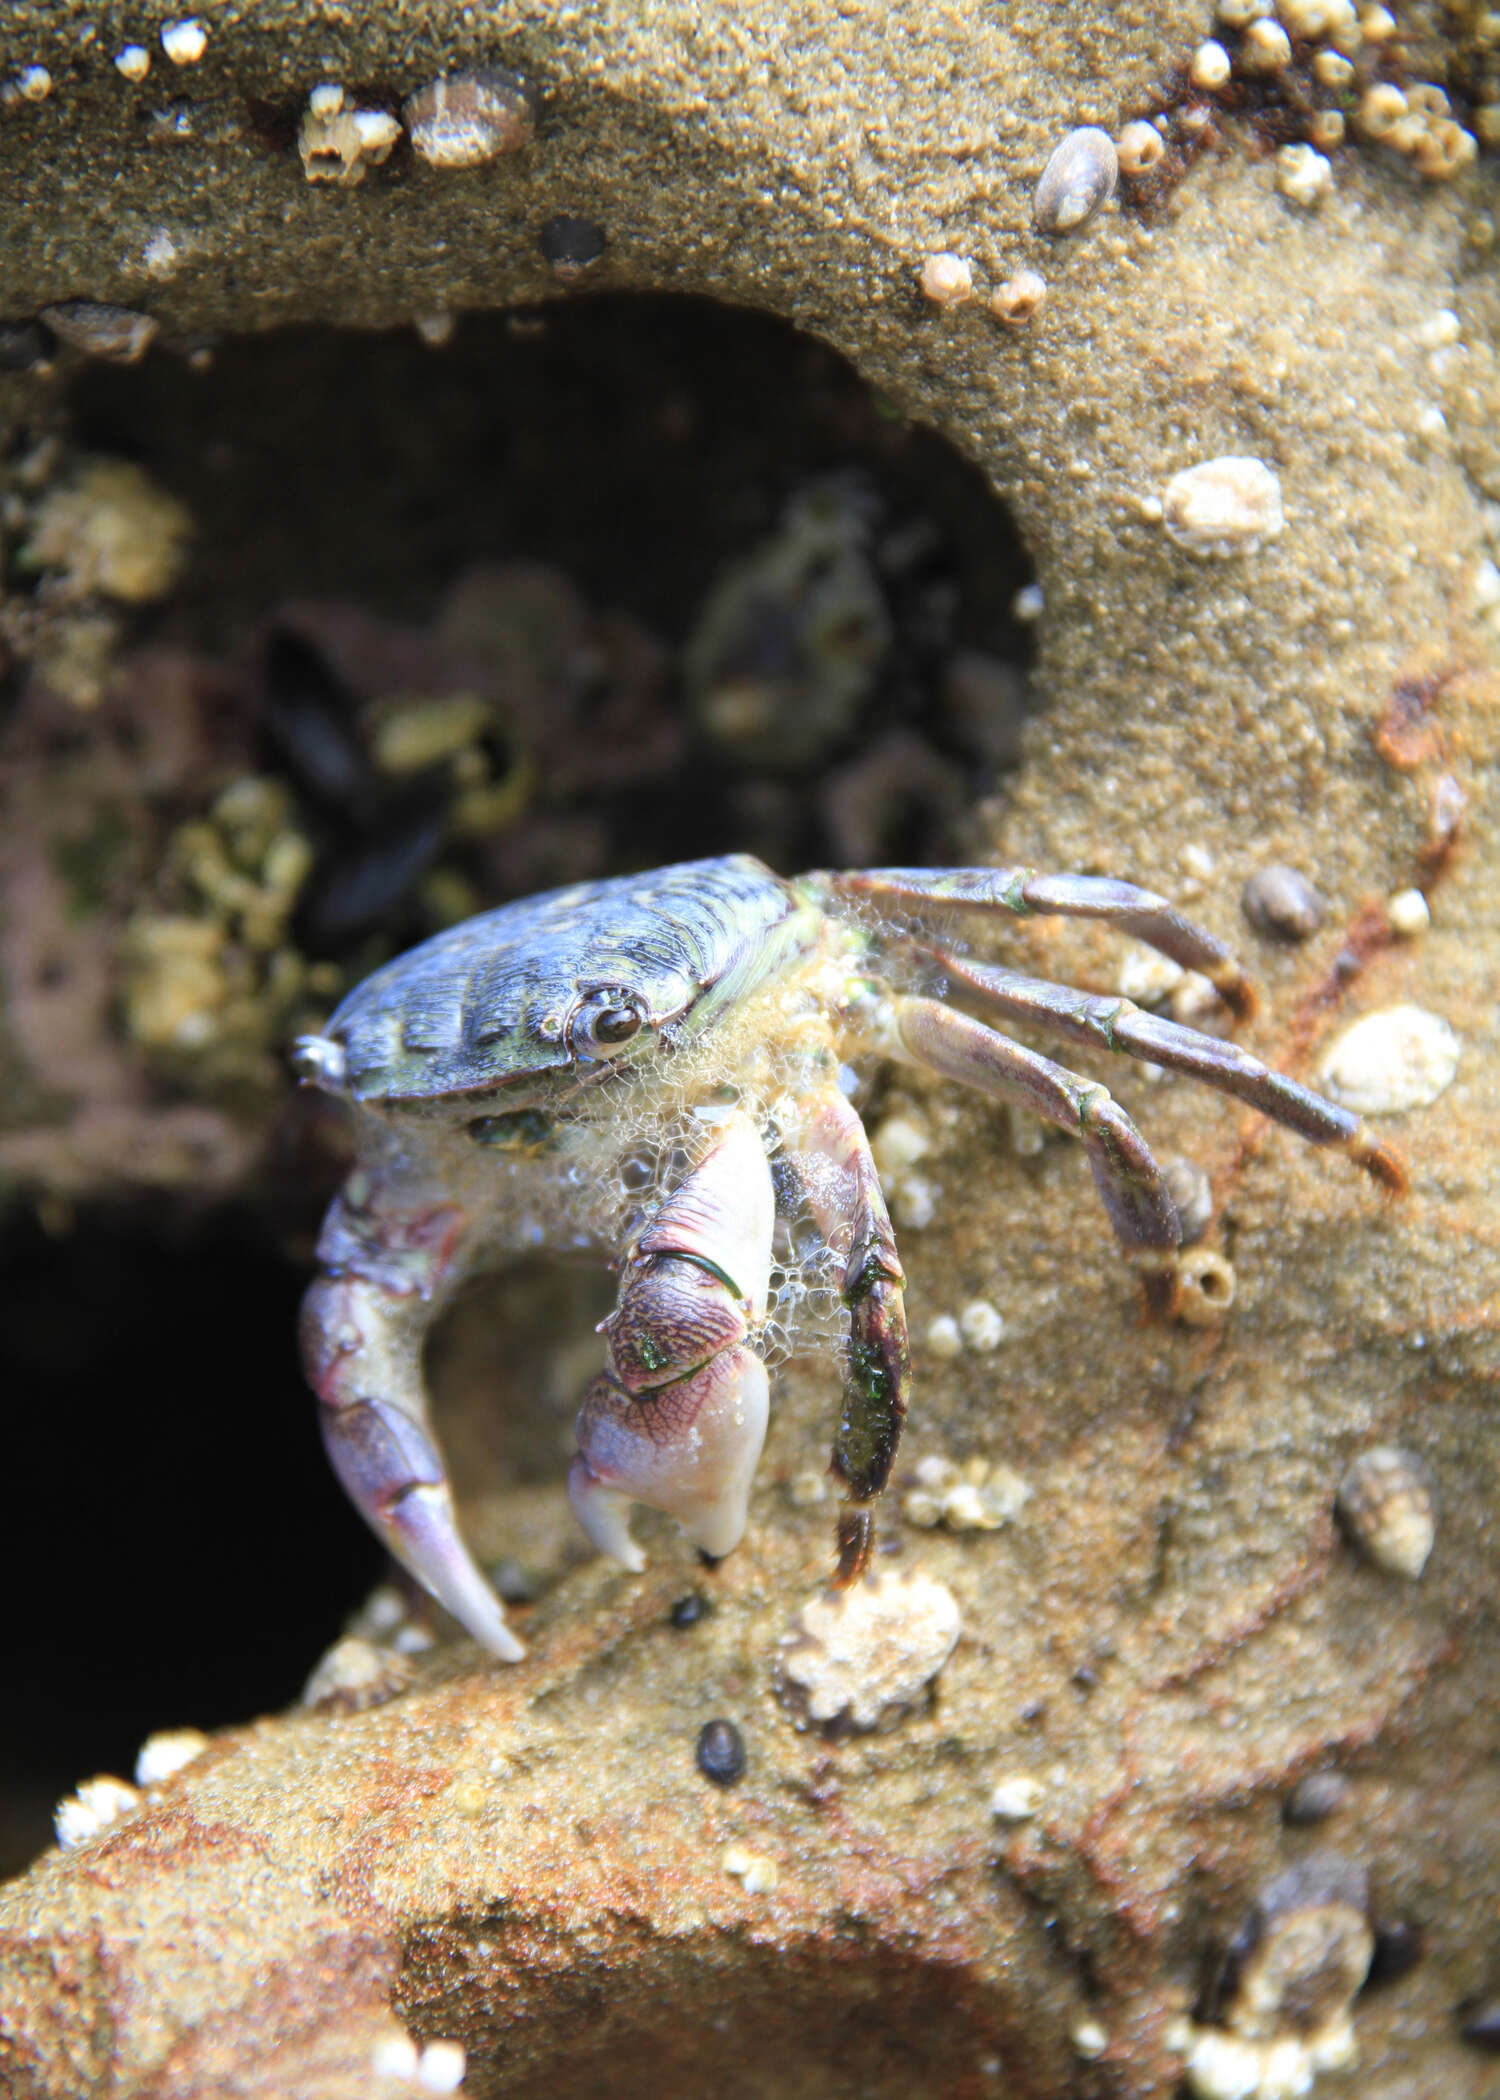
1 2 1498 2096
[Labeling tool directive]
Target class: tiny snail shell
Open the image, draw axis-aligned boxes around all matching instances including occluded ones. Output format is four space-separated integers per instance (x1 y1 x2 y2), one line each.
1336 1446 1435 1578
1033 126 1118 235
404 69 536 169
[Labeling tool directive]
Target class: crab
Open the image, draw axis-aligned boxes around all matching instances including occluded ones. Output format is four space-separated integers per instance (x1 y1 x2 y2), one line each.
293 853 1401 1659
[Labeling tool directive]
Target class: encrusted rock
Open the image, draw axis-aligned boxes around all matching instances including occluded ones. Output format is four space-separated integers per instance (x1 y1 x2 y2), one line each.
780 1570 960 1730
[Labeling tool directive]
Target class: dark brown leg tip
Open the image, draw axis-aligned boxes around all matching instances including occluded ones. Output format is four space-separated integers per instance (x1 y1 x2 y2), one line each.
1213 967 1259 1025
1355 1134 1408 1194
833 1508 875 1589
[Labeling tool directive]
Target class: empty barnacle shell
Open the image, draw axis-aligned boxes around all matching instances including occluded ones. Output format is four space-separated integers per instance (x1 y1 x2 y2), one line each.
1336 1445 1435 1578
989 268 1046 326
1218 1853 1373 2044
404 69 536 169
299 103 402 187
39 300 158 365
1117 120 1165 177
539 213 607 275
1176 1246 1236 1327
302 1634 417 1712
1033 125 1118 235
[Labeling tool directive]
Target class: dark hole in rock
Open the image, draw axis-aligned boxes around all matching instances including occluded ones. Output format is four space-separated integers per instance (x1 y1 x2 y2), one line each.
1 293 1035 1874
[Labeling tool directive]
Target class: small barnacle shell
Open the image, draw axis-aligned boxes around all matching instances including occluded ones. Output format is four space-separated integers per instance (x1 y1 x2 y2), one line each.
1176 1246 1236 1327
1161 455 1284 559
134 1727 211 1786
918 252 974 308
1162 1156 1214 1246
1117 120 1165 177
1190 39 1233 91
1239 17 1292 73
1336 1446 1435 1578
404 69 535 169
989 269 1046 326
40 300 158 365
161 18 208 66
1033 126 1118 235
302 1634 417 1712
55 1774 141 1849
1276 143 1333 208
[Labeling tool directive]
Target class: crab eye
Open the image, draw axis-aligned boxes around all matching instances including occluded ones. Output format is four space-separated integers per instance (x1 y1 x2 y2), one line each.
568 991 647 1058
593 1007 641 1043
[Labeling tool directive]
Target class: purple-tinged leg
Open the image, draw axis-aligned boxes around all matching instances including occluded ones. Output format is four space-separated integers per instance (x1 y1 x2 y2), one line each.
926 949 1405 1191
777 1086 910 1587
301 1184 524 1661
894 996 1185 1316
569 1111 774 1571
818 865 1257 1019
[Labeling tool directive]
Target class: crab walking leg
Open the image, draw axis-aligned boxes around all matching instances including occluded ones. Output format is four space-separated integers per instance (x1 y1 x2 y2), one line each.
894 997 1186 1316
568 1109 773 1572
821 866 1256 1020
300 1183 524 1661
777 1086 910 1589
927 951 1407 1190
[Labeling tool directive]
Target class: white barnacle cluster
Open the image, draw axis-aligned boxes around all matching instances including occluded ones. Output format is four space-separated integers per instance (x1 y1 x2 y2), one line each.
371 2030 468 2092
904 1452 1030 1532
869 1107 939 1232
135 1727 211 1786
922 1295 1009 1359
55 1773 141 1849
298 84 402 187
1202 0 1482 186
722 1844 780 1894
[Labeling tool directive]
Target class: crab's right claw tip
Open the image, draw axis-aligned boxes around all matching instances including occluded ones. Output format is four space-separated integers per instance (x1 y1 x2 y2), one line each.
390 1483 527 1661
320 1398 524 1661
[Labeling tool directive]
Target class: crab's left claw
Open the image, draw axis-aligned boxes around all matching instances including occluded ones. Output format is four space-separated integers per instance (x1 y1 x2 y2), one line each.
568 1345 771 1567
302 1271 525 1661
567 1110 775 1574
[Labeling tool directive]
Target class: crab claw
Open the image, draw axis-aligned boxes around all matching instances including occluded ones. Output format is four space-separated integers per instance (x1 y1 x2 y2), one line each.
569 1346 770 1569
302 1274 524 1661
321 1396 525 1662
